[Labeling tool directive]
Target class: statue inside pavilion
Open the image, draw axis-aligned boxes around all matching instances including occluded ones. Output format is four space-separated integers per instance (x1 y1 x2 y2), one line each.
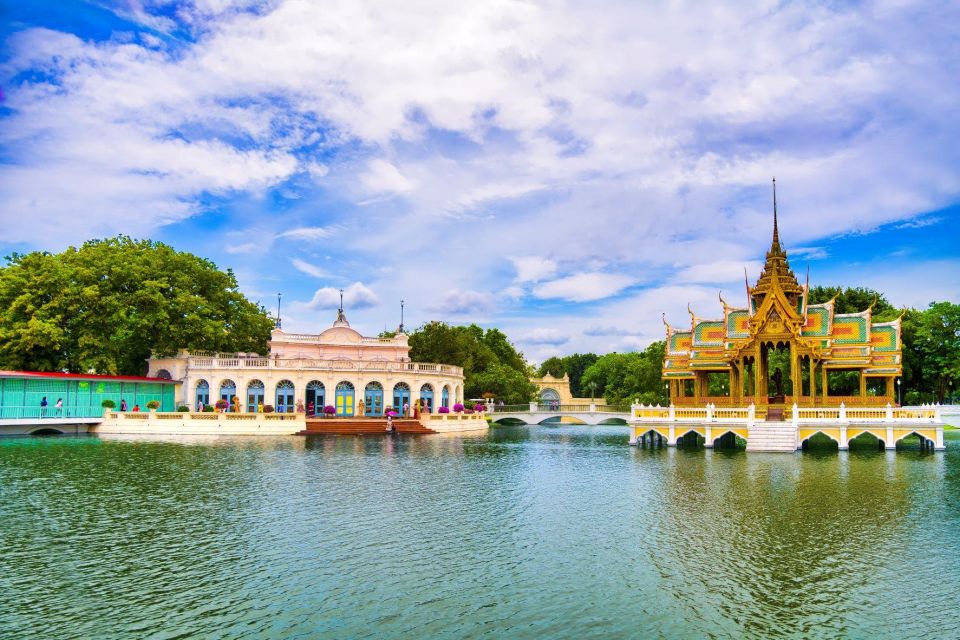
662 181 903 413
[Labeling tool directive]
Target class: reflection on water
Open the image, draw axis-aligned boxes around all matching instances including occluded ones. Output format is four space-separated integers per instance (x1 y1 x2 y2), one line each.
1 428 958 639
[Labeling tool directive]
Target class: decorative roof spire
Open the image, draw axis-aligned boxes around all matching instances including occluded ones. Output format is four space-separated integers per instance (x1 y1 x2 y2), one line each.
334 288 350 327
771 176 781 251
276 292 282 329
398 299 405 334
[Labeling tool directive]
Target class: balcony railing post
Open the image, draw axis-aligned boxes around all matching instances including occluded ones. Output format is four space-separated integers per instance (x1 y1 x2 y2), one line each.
669 403 675 422
886 402 893 422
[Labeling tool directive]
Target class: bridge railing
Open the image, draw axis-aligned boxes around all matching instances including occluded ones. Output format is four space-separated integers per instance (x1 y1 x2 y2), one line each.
0 406 108 420
630 403 944 425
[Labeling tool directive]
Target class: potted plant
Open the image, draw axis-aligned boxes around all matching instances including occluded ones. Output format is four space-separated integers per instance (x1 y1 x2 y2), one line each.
176 405 190 413
215 399 229 412
101 399 116 416
202 405 215 413
438 406 450 414
453 402 464 413
263 404 275 414
323 405 336 417
146 400 161 412
474 403 486 413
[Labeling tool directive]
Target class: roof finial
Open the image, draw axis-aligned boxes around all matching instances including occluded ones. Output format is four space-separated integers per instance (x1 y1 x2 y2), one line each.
772 176 780 249
276 292 282 329
399 299 405 333
339 288 344 313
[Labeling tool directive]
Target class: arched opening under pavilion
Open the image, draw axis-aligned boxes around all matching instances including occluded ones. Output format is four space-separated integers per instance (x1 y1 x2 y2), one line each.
539 388 560 408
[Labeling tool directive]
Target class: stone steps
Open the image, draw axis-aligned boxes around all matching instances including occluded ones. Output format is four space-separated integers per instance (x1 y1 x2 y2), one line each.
746 423 798 452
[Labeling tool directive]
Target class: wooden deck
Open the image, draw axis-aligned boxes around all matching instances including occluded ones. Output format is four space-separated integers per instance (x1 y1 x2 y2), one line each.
299 418 436 435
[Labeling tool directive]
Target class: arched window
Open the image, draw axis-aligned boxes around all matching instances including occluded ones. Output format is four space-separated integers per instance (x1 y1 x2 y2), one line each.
275 380 295 413
335 381 355 417
195 379 210 410
420 384 434 413
441 385 450 409
306 381 325 416
155 369 172 380
364 382 384 416
246 380 265 413
393 382 411 415
219 379 236 412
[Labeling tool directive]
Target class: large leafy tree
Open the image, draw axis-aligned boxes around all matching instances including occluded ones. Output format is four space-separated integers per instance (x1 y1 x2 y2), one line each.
0 237 274 375
580 341 668 406
408 321 535 404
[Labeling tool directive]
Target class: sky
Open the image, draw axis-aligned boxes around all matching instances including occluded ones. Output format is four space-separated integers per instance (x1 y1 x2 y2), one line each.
1 0 959 363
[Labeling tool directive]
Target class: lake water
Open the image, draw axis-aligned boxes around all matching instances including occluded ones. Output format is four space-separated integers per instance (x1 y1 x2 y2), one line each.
2 427 959 639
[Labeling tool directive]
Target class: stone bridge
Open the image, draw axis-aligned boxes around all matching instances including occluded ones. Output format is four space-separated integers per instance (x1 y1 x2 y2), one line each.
488 402 632 425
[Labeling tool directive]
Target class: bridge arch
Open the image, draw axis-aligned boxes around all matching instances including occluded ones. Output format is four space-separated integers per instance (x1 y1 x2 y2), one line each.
597 417 628 425
895 430 936 449
538 416 587 425
29 427 65 436
848 429 885 449
800 430 839 450
712 428 748 449
676 427 705 448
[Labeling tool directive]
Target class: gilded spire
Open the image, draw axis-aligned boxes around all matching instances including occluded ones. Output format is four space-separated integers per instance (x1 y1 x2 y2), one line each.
772 177 780 251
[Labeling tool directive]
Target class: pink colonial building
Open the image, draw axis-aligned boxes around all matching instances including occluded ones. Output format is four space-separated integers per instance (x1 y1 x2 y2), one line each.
147 309 465 417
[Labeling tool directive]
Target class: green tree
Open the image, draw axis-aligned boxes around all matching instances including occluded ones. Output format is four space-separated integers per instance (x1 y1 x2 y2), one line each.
580 341 668 406
807 285 897 319
408 321 534 403
0 237 274 375
914 302 960 403
535 353 600 397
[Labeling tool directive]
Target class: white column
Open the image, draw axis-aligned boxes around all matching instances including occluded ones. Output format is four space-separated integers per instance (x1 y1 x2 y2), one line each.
885 426 896 450
935 426 945 450
629 427 638 445
838 425 848 450
668 425 676 446
886 402 893 421
669 403 676 421
704 426 713 448
839 402 846 421
529 401 537 412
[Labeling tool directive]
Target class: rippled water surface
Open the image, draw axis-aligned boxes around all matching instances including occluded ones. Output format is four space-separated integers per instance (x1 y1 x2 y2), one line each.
2 427 960 639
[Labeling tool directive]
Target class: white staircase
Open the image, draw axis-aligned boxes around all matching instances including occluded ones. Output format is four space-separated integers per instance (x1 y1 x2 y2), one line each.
746 422 798 452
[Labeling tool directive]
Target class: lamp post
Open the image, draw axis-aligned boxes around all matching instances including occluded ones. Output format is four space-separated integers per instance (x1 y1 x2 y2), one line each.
897 378 901 406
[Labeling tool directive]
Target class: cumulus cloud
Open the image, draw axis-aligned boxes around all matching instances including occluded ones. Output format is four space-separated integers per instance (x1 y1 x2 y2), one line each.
512 256 557 283
533 273 635 302
307 282 379 310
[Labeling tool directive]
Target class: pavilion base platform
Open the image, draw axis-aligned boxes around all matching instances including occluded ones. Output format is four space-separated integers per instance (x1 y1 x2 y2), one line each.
629 404 946 452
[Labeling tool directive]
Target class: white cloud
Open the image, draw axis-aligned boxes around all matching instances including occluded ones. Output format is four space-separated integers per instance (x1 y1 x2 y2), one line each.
307 282 379 310
584 326 639 337
361 159 415 196
520 328 569 345
533 273 635 302
673 260 763 285
291 258 328 278
277 227 334 241
512 256 557 283
427 290 494 315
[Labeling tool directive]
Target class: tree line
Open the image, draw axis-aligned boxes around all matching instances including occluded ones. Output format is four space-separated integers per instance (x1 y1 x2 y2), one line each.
0 240 956 404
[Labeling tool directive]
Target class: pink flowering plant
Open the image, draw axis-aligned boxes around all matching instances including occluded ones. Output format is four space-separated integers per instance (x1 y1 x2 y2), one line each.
438 406 450 414
453 403 464 413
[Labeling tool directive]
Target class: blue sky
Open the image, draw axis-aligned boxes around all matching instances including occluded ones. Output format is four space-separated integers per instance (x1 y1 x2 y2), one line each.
1 0 958 362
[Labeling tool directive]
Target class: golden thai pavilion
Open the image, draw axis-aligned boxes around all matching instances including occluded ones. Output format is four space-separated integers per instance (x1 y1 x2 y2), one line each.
662 186 902 411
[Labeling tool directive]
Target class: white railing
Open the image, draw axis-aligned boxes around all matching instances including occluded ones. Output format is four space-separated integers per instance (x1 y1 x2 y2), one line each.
180 356 463 376
630 402 944 426
104 410 302 424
